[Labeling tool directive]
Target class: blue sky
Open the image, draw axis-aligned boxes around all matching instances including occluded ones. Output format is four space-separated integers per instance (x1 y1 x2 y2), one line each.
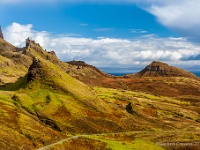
0 2 175 38
1 0 200 71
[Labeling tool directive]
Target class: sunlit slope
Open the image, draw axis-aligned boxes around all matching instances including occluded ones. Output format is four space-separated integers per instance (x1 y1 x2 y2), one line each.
0 91 64 150
0 56 110 149
2 57 200 134
0 57 123 134
0 38 32 84
26 57 97 101
1 65 200 149
95 87 200 131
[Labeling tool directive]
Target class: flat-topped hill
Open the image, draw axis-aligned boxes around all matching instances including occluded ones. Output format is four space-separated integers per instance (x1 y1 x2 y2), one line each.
134 61 199 79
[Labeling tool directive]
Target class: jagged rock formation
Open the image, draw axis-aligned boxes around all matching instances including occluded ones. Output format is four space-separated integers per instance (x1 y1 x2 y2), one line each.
28 58 43 81
135 61 199 79
48 51 57 56
26 37 41 49
0 25 4 39
0 35 61 84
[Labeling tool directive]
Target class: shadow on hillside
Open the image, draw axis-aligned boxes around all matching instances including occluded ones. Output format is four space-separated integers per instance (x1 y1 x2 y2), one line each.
0 74 28 91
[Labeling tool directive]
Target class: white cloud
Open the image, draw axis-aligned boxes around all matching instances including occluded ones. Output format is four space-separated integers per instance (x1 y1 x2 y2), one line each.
141 0 200 40
5 23 33 47
5 22 49 47
4 23 200 68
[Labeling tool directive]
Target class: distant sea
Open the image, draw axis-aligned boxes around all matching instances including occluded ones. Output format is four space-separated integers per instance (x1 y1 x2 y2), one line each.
191 71 200 77
100 68 200 77
106 71 200 77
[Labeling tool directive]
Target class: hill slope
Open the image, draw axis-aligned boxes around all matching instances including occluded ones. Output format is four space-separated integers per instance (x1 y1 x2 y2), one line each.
0 36 200 149
1 57 200 149
66 60 110 85
0 38 32 84
134 61 199 79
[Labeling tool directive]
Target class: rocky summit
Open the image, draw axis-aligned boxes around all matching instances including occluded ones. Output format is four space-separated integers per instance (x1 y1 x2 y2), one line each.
135 61 199 79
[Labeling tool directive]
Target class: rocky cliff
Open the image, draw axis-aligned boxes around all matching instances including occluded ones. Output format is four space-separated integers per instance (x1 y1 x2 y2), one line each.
0 25 4 39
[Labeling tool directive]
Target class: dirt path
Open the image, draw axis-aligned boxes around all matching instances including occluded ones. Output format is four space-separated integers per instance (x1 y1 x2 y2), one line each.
37 133 108 150
37 135 81 150
36 131 137 150
36 130 195 150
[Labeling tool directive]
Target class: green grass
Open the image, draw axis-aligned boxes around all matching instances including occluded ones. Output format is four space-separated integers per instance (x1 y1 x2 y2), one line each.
132 139 165 150
0 74 28 91
75 135 166 150
95 87 191 106
98 138 135 150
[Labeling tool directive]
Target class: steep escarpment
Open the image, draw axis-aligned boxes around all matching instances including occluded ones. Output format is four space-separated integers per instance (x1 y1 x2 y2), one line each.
67 60 107 76
66 61 110 84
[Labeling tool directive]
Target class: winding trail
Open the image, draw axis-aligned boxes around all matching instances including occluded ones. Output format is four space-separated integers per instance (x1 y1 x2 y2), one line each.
37 135 83 150
36 130 195 150
37 131 143 150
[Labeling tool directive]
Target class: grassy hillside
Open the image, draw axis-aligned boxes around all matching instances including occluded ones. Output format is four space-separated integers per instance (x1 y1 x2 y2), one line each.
0 38 32 84
49 131 200 150
0 91 64 150
0 37 200 149
34 86 200 149
1 78 200 149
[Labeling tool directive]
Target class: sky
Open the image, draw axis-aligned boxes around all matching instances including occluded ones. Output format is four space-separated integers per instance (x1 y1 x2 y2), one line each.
1 0 200 71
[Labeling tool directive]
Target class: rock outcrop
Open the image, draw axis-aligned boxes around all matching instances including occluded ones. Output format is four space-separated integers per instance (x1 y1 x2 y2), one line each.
0 25 4 39
28 58 43 81
26 37 42 49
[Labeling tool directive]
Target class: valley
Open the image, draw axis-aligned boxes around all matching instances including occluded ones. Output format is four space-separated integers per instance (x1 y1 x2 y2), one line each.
0 35 200 150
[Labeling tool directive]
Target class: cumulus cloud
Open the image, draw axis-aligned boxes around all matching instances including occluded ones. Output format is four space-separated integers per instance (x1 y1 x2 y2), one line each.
142 0 200 41
5 23 33 47
4 23 200 68
5 22 50 48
